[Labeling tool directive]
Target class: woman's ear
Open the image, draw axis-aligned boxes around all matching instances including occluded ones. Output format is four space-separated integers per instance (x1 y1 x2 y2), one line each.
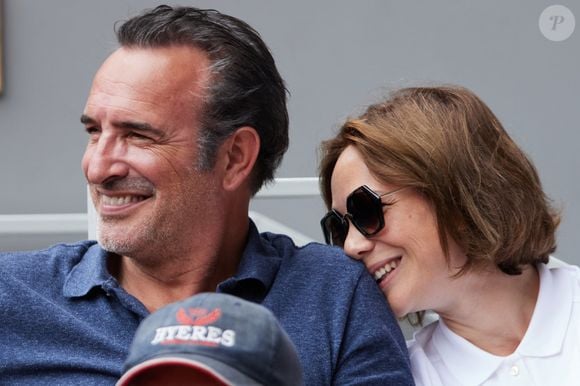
219 126 260 192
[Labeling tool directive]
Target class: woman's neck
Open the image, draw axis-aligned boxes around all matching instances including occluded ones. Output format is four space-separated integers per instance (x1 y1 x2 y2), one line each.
437 264 540 356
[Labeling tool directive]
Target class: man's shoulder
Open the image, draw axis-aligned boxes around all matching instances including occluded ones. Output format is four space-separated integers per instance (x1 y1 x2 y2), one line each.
0 240 98 278
259 232 413 385
262 232 388 316
262 231 360 262
261 231 366 275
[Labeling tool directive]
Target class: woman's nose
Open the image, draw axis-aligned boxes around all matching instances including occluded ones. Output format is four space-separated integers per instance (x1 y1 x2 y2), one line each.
343 222 374 260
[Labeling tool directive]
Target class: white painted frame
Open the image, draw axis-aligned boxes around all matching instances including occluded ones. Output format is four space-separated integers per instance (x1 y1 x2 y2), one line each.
0 177 320 245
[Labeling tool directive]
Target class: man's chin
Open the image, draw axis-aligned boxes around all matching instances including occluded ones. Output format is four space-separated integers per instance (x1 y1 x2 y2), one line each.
98 225 136 253
98 236 135 256
97 222 162 257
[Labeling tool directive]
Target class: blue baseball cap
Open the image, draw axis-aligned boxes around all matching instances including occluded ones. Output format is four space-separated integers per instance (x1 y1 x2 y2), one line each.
117 292 304 386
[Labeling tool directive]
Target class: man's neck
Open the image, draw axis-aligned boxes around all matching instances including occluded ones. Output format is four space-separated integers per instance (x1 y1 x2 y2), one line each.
113 252 241 313
108 200 252 312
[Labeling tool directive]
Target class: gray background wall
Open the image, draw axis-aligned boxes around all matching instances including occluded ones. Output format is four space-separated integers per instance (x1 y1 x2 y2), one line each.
0 1 578 265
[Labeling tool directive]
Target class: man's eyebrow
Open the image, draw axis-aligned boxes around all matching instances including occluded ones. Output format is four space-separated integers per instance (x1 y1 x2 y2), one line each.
79 114 165 137
80 114 96 125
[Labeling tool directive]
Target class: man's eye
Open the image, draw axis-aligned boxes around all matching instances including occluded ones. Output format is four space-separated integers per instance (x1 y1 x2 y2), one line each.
128 131 151 140
85 127 100 135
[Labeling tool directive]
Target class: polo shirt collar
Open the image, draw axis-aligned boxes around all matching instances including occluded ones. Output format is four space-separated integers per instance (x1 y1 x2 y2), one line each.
217 219 282 300
63 242 114 298
432 319 500 386
63 220 283 300
432 263 572 386
517 263 571 356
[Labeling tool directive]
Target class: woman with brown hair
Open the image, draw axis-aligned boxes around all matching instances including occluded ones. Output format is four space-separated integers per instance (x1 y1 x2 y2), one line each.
319 85 579 385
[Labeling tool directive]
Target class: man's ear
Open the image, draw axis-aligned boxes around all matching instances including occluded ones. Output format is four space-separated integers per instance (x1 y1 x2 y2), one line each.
220 126 260 192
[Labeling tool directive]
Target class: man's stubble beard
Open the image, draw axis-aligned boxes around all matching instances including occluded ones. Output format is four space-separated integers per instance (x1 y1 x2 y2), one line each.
98 207 176 263
98 172 216 265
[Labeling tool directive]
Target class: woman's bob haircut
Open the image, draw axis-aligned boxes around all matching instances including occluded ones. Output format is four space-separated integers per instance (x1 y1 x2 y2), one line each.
319 85 560 275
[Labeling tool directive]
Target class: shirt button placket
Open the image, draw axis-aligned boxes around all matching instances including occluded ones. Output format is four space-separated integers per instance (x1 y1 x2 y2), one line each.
509 365 519 377
502 360 533 385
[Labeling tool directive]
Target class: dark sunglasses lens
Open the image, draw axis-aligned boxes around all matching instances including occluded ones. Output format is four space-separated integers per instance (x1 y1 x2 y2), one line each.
321 212 348 246
348 188 382 235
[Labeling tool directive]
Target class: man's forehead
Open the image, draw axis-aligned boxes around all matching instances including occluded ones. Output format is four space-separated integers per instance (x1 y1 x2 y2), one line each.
94 46 211 96
85 46 211 121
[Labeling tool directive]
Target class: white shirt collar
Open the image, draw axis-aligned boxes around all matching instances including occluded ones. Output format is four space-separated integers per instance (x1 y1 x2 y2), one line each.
431 264 573 385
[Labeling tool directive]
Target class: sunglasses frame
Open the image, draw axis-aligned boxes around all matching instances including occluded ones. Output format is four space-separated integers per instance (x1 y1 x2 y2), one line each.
321 185 405 246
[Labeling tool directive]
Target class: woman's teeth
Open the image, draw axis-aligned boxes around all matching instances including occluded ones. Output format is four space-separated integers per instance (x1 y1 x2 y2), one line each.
374 259 400 283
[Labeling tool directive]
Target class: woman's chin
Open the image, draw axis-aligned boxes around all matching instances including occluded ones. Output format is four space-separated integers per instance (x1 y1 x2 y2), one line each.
385 294 408 318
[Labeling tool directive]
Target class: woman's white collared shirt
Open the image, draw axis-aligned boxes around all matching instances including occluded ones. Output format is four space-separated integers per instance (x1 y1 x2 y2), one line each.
407 263 580 386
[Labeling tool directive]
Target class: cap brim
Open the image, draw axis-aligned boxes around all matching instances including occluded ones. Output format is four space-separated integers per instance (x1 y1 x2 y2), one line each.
116 355 259 386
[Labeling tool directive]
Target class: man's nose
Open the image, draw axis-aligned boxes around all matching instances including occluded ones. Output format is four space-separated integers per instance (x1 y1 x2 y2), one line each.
83 134 130 185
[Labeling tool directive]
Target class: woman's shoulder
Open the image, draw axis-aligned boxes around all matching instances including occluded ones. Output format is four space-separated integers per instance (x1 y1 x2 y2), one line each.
407 320 438 353
406 321 443 386
542 259 580 295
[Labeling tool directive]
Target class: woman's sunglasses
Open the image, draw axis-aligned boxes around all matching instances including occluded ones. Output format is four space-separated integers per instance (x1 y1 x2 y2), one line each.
320 185 405 247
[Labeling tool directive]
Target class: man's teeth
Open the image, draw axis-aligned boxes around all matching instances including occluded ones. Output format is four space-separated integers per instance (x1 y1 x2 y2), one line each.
374 260 399 282
102 195 144 206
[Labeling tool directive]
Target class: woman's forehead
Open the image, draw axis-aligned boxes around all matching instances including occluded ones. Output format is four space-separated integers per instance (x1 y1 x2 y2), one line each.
330 147 383 207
